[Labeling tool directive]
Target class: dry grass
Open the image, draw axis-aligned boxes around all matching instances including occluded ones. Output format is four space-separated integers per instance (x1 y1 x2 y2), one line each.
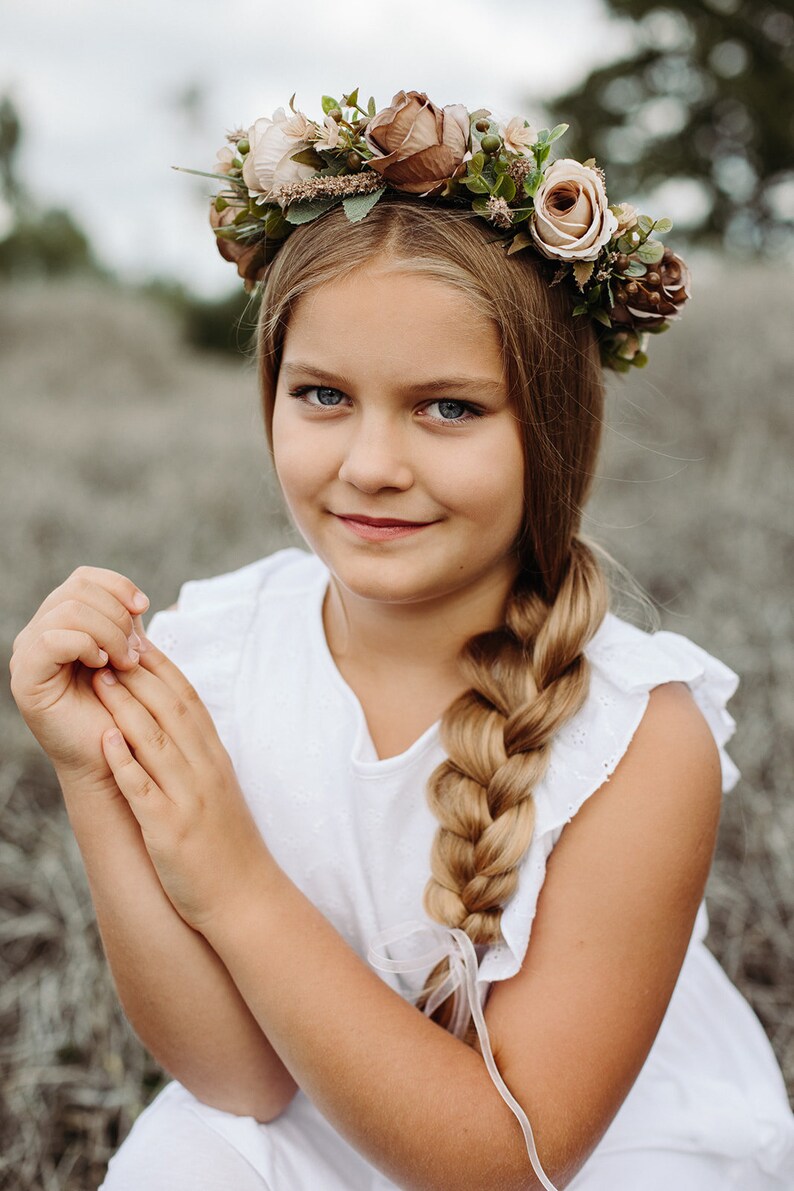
1 264 792 1188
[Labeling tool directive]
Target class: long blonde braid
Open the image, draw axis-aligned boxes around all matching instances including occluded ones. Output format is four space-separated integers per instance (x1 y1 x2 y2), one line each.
418 538 610 1032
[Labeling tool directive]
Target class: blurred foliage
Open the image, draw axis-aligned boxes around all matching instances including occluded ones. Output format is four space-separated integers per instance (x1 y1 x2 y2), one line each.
0 208 103 278
0 93 104 279
549 0 794 252
140 279 259 357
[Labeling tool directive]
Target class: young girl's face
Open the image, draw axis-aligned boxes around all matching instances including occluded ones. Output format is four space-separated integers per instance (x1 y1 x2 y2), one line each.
271 264 526 609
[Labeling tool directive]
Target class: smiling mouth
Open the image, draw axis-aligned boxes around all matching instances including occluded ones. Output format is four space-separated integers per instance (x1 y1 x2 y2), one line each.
334 514 436 527
332 514 437 541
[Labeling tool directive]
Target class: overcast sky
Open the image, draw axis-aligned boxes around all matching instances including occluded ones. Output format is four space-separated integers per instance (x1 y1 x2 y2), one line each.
1 0 632 294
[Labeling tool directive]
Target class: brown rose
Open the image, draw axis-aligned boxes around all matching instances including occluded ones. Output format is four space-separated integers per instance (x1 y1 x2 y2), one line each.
611 248 692 330
210 202 267 289
363 90 470 196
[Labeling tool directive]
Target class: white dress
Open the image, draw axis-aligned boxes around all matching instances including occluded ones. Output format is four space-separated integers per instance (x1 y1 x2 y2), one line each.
99 547 794 1190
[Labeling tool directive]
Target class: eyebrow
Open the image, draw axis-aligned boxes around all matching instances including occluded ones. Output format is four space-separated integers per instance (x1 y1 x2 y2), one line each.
281 361 504 394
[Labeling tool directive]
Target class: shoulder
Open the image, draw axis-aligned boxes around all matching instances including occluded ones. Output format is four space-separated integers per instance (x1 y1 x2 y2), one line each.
561 611 741 812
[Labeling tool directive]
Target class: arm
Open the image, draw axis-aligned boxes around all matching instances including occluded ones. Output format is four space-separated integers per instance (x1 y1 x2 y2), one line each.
98 644 722 1189
61 770 298 1121
8 570 296 1119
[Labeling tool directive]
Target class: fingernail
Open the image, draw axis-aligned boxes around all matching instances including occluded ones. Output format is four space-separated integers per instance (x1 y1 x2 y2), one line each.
136 633 150 653
131 591 149 611
129 631 142 650
100 669 117 685
128 649 140 664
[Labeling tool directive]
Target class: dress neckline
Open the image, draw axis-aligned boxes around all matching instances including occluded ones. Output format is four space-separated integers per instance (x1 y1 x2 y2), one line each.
308 561 443 774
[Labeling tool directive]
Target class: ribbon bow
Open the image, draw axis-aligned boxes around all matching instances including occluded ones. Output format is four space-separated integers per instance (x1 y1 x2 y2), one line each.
368 920 560 1191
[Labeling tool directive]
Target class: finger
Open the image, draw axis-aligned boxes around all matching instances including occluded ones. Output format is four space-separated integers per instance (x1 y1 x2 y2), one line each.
14 567 148 654
10 627 110 691
97 660 211 767
120 633 225 754
13 574 147 662
94 668 198 797
102 726 168 823
26 601 142 672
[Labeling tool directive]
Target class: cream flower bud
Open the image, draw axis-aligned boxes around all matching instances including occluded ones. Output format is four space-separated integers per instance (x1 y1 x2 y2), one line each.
499 116 536 156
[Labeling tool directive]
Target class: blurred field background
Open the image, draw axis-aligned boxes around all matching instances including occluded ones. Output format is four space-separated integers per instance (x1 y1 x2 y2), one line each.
2 1 793 1188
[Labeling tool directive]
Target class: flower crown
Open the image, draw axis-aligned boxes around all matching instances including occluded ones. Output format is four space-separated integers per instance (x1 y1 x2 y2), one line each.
180 87 691 372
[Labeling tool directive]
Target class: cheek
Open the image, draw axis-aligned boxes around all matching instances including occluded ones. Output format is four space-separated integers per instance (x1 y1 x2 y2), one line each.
272 401 321 495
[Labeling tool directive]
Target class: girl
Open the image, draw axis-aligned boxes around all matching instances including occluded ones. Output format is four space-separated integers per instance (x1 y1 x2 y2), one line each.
10 90 794 1189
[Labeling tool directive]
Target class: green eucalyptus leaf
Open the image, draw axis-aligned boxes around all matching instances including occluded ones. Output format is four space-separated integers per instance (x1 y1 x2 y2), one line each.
493 173 516 201
637 214 654 236
523 169 544 198
472 196 492 215
617 233 639 255
637 239 664 264
654 216 673 234
367 95 376 117
591 307 613 328
342 187 386 223
464 175 491 195
321 96 341 115
547 123 569 143
622 260 647 277
343 87 360 110
284 197 340 225
290 147 325 168
469 151 486 174
536 128 550 144
572 304 588 316
263 209 291 238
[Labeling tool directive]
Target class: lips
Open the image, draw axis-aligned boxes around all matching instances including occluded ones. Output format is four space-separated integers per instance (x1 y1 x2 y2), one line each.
335 514 435 527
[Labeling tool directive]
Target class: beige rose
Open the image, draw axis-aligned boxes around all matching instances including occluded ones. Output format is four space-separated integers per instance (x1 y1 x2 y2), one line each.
242 108 316 201
613 201 638 236
531 158 618 261
499 116 536 156
363 90 470 196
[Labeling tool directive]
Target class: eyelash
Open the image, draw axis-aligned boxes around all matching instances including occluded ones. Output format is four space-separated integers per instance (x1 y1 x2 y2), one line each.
287 386 485 426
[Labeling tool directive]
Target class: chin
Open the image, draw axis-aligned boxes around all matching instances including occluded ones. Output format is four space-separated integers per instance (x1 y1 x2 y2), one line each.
325 551 447 606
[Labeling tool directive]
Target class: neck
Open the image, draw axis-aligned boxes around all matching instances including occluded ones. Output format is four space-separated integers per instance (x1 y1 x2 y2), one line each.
322 560 520 685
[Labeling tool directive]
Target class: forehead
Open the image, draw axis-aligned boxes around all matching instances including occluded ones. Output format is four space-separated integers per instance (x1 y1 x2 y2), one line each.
282 267 504 381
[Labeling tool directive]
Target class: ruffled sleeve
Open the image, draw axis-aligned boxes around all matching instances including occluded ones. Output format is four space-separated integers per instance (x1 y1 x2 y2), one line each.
478 612 740 985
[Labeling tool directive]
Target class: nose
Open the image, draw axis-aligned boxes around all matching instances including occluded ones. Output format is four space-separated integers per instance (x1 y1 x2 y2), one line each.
337 412 414 493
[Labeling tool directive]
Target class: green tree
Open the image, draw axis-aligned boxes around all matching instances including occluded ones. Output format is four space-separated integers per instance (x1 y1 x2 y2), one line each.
0 92 102 278
549 0 794 251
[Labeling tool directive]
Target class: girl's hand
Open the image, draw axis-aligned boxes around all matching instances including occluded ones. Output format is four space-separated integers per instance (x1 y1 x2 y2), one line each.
91 636 272 932
9 566 150 789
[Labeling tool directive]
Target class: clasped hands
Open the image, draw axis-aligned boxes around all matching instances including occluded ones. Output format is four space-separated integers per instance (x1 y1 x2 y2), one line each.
92 634 272 936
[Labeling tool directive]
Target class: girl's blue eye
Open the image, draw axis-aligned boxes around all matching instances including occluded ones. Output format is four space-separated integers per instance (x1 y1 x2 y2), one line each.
291 385 345 407
426 400 478 423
